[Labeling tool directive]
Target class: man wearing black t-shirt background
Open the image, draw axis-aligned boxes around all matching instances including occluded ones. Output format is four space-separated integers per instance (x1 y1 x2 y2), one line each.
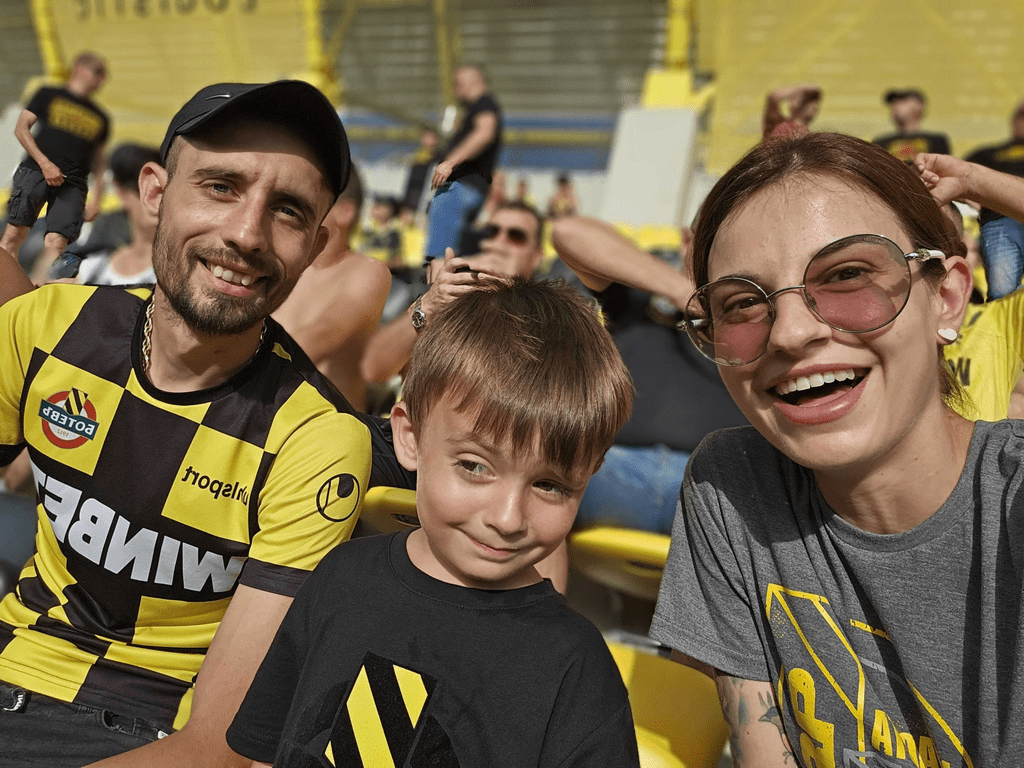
424 64 502 274
964 100 1024 299
1 52 110 284
872 88 951 165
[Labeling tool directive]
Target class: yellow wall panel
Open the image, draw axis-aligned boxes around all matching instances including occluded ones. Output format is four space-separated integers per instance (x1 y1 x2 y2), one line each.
43 0 317 147
697 0 1024 174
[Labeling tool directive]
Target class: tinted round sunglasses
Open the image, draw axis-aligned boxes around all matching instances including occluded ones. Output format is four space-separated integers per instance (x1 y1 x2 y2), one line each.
677 233 946 366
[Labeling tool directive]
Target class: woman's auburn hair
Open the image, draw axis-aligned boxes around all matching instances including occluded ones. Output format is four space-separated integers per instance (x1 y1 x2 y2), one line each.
690 132 966 290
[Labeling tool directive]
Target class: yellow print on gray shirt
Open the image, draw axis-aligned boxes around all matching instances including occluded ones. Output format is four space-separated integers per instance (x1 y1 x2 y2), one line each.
765 584 973 768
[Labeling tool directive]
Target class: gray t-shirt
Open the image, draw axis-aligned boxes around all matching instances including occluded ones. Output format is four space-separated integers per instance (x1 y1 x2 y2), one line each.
651 421 1024 768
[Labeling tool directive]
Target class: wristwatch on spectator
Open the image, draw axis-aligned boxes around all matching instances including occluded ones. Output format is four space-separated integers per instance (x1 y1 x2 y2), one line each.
411 296 426 330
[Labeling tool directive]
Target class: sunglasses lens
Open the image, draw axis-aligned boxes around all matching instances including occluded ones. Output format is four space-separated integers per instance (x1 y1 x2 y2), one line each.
683 236 913 366
804 237 910 333
684 280 772 365
482 224 529 246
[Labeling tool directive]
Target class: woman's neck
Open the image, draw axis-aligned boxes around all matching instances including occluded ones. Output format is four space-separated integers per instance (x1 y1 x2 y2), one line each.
814 408 975 534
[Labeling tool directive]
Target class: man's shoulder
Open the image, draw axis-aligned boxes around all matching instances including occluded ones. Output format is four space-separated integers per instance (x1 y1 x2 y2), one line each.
474 93 501 114
263 318 357 412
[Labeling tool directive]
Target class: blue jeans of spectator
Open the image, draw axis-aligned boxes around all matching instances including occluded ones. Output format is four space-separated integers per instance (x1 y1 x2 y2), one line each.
979 216 1024 299
425 180 484 261
0 682 167 767
576 444 690 534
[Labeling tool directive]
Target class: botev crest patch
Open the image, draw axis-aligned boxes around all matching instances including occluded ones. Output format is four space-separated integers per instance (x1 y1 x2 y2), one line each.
39 389 99 448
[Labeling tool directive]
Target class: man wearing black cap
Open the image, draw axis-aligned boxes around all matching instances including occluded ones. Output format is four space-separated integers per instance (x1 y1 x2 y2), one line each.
0 81 372 767
873 88 951 164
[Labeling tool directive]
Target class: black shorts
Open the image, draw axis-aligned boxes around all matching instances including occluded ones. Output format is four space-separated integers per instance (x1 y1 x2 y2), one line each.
5 164 88 242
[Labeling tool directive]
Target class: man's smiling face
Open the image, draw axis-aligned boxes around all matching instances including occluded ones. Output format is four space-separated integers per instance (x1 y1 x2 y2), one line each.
149 121 333 337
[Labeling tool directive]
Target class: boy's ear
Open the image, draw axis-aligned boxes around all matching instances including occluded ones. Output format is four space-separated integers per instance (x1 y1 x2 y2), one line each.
389 401 419 472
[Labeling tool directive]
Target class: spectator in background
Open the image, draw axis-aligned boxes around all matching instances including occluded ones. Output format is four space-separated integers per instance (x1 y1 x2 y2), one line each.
479 169 507 224
274 168 391 413
1 51 110 283
552 218 747 533
761 83 821 140
361 195 403 271
513 176 533 206
873 88 951 164
75 143 161 286
401 128 439 212
546 173 578 219
425 65 502 271
963 100 1024 298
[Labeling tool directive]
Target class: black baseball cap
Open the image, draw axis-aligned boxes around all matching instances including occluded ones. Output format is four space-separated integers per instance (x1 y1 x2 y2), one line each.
884 88 926 104
160 80 350 197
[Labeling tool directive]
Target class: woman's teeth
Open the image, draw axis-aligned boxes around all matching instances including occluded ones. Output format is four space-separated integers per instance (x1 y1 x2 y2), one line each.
211 265 253 287
775 369 858 396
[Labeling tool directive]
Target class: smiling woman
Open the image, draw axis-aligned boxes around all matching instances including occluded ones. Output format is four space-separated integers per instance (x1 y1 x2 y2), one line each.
650 133 1024 767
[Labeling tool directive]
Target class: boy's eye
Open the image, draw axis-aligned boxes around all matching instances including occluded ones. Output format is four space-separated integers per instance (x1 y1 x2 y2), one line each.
534 480 572 498
457 460 489 476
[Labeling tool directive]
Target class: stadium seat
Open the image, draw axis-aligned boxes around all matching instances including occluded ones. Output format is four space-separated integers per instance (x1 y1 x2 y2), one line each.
636 726 687 768
609 641 728 768
568 526 670 602
359 486 419 534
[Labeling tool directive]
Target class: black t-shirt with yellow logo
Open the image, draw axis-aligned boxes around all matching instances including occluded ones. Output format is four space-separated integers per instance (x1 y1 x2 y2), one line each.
872 130 951 165
0 284 370 731
23 86 110 180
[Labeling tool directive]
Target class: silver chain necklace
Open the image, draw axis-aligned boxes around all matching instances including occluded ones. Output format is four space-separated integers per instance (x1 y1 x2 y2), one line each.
141 300 266 372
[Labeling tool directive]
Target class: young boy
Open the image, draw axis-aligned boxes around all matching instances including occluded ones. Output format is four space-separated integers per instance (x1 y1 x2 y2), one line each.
226 277 639 767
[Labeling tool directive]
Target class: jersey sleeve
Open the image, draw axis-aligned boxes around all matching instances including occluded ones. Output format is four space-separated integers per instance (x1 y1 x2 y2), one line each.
240 408 371 595
1001 292 1024 366
649 448 772 681
0 292 33 464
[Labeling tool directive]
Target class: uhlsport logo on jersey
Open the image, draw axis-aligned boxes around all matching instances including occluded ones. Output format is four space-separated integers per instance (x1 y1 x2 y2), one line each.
39 389 99 448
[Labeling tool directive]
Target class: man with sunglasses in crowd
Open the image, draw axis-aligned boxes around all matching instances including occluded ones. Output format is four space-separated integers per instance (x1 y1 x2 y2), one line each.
362 200 544 388
1 52 110 284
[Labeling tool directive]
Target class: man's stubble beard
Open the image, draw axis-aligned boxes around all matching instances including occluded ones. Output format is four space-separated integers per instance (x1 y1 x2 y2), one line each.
151 211 287 337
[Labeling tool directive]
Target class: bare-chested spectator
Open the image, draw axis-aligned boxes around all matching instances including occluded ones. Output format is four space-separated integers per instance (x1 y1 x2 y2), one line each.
873 88 951 164
2 52 110 283
274 169 390 412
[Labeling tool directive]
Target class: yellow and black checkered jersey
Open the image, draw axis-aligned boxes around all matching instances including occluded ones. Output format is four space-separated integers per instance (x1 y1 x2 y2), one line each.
944 290 1024 421
0 284 370 730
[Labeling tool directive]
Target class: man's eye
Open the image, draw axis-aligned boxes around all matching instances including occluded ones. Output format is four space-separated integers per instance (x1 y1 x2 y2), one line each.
209 183 231 195
457 460 488 475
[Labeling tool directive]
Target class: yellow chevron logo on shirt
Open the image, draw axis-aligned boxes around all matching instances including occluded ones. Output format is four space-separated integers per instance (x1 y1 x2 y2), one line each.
323 652 458 767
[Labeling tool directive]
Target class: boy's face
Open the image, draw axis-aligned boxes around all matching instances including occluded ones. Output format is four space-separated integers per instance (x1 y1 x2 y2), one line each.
391 397 590 590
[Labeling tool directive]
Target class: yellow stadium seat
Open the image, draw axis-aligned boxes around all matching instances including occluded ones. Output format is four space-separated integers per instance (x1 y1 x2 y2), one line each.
636 726 687 768
568 526 670 602
609 641 728 768
359 486 419 534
